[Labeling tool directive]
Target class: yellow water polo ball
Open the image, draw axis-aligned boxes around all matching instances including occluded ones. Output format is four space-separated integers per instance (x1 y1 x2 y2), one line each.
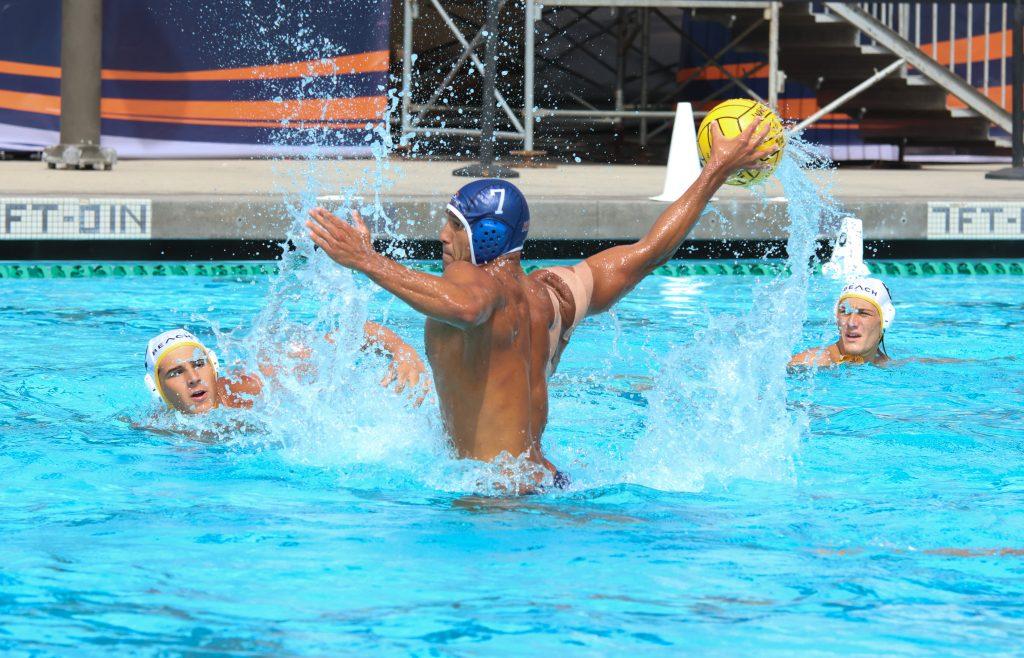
697 98 785 186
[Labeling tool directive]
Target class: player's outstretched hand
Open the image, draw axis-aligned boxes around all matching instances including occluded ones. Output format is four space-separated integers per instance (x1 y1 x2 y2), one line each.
706 119 780 175
381 347 432 407
307 208 376 271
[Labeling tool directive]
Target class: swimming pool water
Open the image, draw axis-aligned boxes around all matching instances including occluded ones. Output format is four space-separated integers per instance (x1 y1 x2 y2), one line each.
2 264 1022 656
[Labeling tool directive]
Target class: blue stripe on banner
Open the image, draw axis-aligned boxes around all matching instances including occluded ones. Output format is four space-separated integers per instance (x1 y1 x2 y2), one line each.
0 0 392 72
956 59 1011 89
0 72 388 102
96 117 375 145
0 107 59 132
0 73 59 96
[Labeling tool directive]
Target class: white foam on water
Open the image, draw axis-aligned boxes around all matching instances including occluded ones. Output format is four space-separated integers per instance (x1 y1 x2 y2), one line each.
160 36 546 494
626 137 842 492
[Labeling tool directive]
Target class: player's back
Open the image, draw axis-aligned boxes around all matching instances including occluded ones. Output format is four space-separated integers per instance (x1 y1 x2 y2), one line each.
424 262 554 465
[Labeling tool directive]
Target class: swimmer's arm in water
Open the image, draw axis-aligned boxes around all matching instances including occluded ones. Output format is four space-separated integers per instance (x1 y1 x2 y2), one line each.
307 208 501 329
788 346 838 368
583 120 777 315
255 321 429 400
361 321 431 402
217 372 263 408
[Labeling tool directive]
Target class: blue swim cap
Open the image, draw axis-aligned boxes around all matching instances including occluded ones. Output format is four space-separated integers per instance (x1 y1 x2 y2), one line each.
446 179 530 265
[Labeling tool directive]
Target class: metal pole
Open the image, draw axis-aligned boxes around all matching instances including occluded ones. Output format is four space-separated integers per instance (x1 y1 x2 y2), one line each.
768 2 779 109
401 0 414 141
454 0 517 178
614 9 625 115
1014 0 1023 169
479 0 500 169
613 8 630 159
967 2 973 85
984 2 991 95
640 8 650 147
987 0 1024 179
524 0 536 151
43 0 116 170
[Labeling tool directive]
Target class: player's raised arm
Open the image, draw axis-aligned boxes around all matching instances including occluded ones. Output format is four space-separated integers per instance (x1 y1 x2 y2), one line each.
307 208 502 329
583 113 779 315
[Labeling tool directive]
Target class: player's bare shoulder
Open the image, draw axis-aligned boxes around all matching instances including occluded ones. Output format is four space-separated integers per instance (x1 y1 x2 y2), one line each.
788 346 838 368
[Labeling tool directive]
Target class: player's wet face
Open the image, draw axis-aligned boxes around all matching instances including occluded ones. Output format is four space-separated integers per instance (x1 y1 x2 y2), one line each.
835 299 883 357
158 344 219 414
440 212 471 266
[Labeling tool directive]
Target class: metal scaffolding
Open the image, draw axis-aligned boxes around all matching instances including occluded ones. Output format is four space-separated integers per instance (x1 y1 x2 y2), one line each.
398 0 781 152
397 1 1013 157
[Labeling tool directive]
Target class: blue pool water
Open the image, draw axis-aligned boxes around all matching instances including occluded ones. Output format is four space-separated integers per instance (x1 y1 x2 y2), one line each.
2 266 1023 656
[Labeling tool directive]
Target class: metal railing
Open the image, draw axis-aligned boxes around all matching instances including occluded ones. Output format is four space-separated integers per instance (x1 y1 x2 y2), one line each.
814 2 1011 110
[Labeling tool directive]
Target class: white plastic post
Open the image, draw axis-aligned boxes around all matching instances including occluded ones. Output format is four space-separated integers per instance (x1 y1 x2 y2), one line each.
822 216 871 280
650 102 702 202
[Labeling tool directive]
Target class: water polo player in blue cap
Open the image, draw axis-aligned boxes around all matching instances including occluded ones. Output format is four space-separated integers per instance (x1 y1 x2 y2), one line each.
443 178 530 266
307 118 777 492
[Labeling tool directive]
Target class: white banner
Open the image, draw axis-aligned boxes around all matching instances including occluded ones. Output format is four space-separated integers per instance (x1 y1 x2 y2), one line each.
0 197 152 239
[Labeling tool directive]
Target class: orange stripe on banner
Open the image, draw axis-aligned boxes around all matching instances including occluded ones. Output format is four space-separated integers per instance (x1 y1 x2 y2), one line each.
947 84 1012 112
675 62 767 83
923 30 1011 66
0 60 61 79
102 113 369 129
0 51 389 81
103 50 389 81
101 96 386 121
0 89 61 115
0 89 386 123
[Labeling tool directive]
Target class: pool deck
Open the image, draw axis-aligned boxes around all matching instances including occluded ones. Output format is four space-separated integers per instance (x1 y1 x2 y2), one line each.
2 158 1024 242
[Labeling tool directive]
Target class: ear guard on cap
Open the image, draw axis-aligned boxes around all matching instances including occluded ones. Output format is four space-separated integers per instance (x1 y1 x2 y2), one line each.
470 218 514 264
144 373 160 399
881 301 895 330
144 349 219 403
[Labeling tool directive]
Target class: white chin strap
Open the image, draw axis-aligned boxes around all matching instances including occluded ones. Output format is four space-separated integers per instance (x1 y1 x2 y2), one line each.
144 350 220 403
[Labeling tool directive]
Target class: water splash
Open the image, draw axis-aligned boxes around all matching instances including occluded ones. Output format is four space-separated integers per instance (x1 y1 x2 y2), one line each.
629 137 842 492
171 6 565 496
